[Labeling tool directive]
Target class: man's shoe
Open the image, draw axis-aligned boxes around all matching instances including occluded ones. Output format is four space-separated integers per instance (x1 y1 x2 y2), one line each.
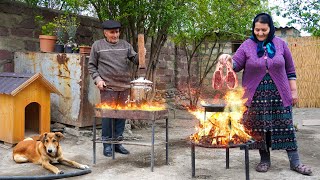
103 146 112 157
115 145 130 154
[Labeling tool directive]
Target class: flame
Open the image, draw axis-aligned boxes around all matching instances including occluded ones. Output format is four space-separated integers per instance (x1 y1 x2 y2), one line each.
190 88 251 146
96 101 166 111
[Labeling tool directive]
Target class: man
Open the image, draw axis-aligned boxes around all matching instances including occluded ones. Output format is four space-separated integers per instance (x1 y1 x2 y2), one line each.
88 20 139 157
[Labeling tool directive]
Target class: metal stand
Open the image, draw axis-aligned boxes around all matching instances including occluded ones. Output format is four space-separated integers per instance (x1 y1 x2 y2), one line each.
92 109 169 172
192 103 249 179
191 143 250 180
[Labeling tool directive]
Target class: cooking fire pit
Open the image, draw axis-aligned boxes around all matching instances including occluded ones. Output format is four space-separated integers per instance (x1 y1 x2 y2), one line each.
190 103 252 180
92 107 169 172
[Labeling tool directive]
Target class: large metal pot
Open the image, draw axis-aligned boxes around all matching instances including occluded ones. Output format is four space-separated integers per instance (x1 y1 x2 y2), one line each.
130 77 153 103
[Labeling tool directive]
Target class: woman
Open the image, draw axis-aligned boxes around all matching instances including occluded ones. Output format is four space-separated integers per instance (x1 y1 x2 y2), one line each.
218 13 312 175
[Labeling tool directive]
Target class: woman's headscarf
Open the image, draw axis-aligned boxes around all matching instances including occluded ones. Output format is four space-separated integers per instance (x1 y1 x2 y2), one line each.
250 13 276 58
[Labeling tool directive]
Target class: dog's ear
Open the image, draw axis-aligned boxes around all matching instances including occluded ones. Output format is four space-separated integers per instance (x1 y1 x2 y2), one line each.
55 132 64 141
40 132 48 143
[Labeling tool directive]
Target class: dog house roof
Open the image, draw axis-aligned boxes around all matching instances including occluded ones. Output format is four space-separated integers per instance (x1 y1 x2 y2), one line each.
0 72 61 96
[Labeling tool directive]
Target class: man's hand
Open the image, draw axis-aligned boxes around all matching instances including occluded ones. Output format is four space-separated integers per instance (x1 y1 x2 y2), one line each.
97 80 106 90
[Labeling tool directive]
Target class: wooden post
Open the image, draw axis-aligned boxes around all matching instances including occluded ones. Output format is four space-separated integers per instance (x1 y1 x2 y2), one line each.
138 34 146 69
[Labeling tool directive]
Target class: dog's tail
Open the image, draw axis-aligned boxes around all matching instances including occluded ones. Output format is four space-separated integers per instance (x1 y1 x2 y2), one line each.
31 135 41 141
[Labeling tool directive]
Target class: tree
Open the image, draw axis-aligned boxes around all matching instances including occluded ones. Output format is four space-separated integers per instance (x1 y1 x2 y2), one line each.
171 0 268 109
18 0 90 14
275 0 320 36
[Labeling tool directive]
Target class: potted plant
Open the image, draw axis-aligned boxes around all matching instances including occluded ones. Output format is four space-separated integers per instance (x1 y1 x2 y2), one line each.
72 46 79 53
35 15 57 53
79 45 91 55
64 15 80 53
53 15 67 53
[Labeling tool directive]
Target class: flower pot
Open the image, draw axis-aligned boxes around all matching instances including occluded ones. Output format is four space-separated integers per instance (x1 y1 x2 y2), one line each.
39 35 57 53
55 44 64 53
79 46 91 55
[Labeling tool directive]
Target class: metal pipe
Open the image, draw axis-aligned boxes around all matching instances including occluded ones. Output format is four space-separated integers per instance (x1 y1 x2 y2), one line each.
191 143 195 178
112 119 115 160
151 120 155 172
93 117 96 164
0 169 92 180
245 145 250 180
166 118 169 165
226 147 229 169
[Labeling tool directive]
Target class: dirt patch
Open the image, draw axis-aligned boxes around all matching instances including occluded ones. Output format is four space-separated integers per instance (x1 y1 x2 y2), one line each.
0 108 319 180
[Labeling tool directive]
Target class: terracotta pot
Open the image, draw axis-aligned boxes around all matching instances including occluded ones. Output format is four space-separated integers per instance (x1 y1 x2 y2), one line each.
79 46 91 55
39 35 57 53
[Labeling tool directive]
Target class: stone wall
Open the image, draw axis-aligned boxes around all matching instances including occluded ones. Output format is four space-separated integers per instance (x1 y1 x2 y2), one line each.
0 0 103 72
0 1 189 103
0 0 232 107
0 1 302 94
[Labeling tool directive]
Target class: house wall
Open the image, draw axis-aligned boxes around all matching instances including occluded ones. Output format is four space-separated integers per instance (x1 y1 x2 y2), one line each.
275 27 301 42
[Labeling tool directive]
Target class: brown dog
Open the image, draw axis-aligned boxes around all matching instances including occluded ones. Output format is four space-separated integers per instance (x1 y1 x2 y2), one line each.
13 132 89 174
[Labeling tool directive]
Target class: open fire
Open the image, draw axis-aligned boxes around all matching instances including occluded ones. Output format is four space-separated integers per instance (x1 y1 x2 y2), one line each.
96 101 166 111
189 88 252 147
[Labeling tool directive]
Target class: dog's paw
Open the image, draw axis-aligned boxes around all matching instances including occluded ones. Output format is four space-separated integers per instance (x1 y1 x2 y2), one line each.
79 164 89 169
57 170 64 174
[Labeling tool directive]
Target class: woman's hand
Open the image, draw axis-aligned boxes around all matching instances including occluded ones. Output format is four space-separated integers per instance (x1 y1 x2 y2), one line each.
291 89 298 106
218 54 232 65
289 80 298 106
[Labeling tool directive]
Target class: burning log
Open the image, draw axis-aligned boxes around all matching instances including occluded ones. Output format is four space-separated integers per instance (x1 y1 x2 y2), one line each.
190 88 251 147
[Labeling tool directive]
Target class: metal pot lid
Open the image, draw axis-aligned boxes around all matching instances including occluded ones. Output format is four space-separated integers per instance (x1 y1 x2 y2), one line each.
130 77 153 84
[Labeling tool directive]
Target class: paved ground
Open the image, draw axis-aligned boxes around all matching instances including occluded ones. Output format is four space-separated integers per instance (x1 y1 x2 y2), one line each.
0 108 319 180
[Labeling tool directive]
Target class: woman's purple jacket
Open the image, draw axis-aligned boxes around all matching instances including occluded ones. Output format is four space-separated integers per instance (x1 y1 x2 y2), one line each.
232 36 295 107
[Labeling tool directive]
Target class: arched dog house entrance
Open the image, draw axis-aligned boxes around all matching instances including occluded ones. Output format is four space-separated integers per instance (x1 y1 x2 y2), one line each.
25 102 41 136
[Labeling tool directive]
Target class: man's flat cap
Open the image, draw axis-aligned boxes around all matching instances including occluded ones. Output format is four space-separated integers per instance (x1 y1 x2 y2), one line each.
102 20 121 29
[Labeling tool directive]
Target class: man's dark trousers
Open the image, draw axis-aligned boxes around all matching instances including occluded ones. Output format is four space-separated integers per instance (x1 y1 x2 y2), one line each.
100 89 129 148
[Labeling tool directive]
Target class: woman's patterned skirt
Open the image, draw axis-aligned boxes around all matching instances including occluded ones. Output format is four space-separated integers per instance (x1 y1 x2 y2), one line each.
243 73 297 150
